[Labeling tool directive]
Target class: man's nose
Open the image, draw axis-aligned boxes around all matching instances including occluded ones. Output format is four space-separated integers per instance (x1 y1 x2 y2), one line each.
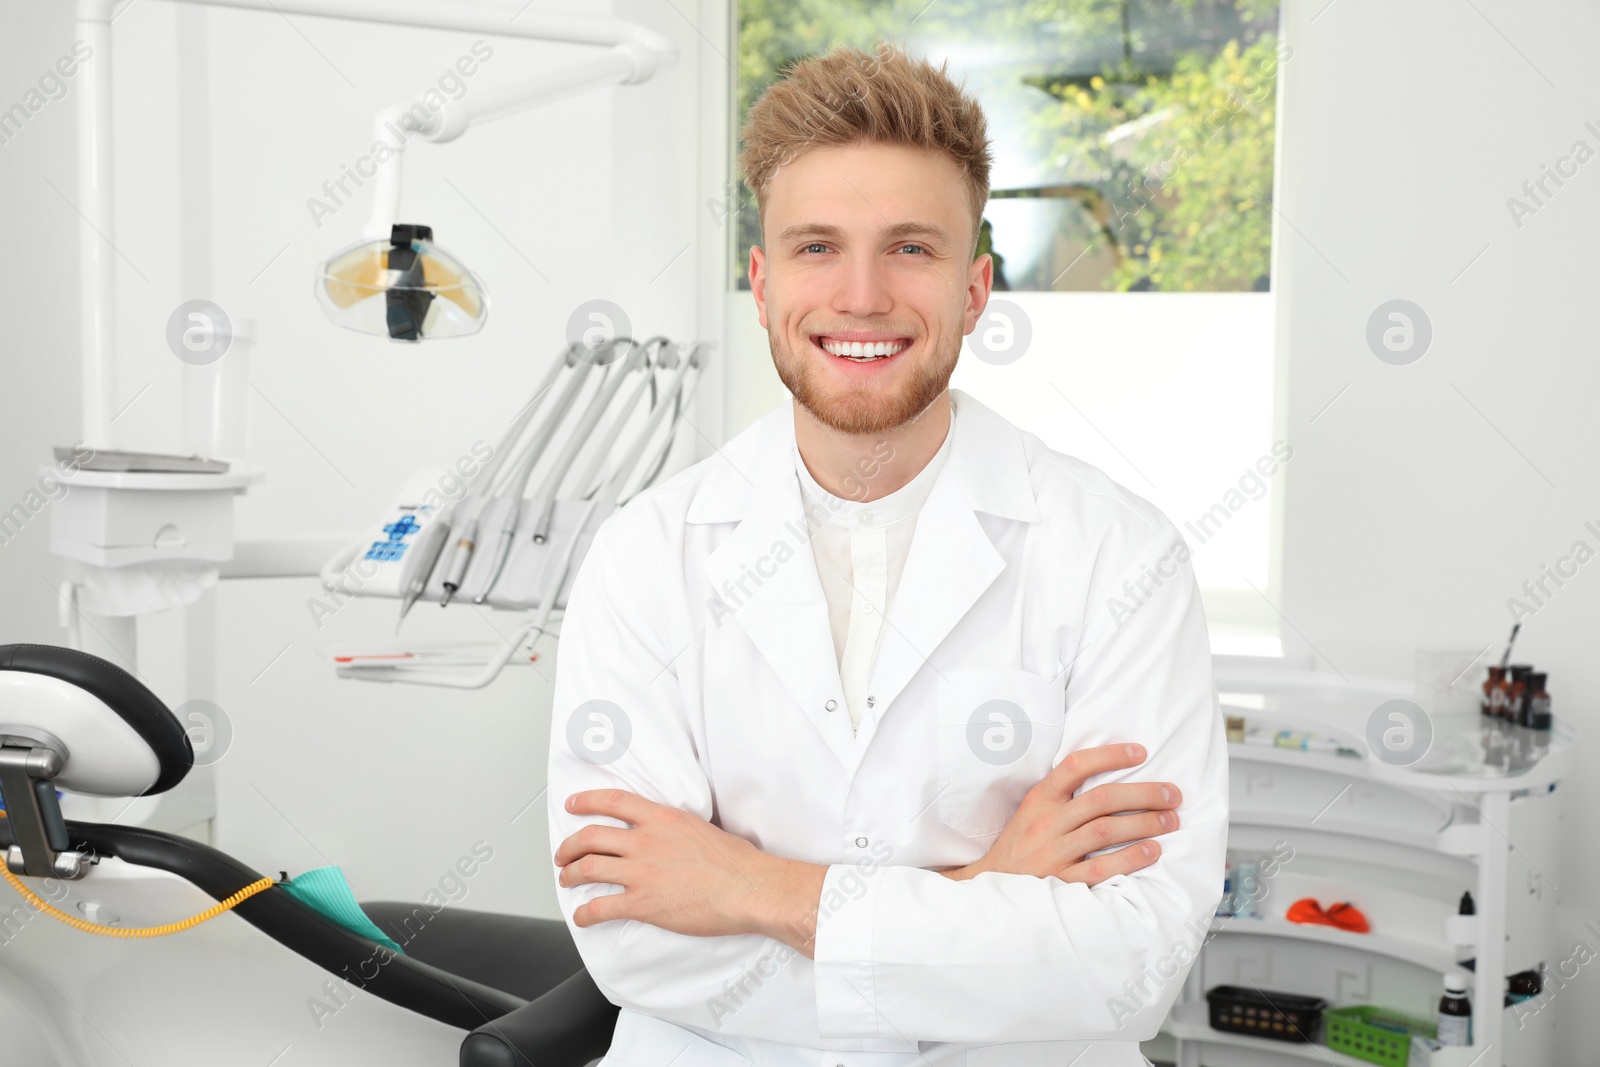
832 254 894 316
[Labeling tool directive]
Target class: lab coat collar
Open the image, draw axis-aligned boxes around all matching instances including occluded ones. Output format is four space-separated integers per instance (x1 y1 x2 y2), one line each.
693 388 1040 774
685 388 1039 526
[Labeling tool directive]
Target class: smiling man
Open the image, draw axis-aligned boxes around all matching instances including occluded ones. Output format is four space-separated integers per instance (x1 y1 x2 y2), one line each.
548 42 1227 1067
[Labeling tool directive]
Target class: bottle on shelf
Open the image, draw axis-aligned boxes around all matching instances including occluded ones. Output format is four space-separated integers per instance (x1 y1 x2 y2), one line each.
1507 665 1534 721
1524 672 1551 729
1234 859 1262 919
1437 972 1472 1046
1216 856 1236 918
1481 666 1505 717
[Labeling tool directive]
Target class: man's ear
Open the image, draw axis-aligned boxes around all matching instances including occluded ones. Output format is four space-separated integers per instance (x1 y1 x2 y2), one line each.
750 244 769 329
964 252 994 335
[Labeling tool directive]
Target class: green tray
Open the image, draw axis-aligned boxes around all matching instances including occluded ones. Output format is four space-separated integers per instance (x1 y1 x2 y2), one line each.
1324 1005 1437 1067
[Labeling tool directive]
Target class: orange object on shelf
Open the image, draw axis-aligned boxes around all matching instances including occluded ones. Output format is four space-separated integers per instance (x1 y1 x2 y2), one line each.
1285 897 1370 933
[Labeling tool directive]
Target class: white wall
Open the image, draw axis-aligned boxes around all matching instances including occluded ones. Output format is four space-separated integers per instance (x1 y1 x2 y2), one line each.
1272 0 1600 1058
0 0 100 645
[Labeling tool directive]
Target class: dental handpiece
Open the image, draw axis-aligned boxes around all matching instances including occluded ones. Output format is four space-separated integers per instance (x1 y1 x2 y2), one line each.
396 515 452 631
440 519 479 607
473 500 522 605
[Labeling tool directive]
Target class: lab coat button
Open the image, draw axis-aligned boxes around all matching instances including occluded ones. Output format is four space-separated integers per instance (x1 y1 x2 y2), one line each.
866 695 875 708
859 511 873 524
855 836 868 848
824 699 837 712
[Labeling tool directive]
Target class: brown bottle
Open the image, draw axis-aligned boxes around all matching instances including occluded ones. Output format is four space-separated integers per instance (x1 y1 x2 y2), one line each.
1482 666 1505 716
1507 665 1533 721
1525 673 1551 729
1489 668 1513 719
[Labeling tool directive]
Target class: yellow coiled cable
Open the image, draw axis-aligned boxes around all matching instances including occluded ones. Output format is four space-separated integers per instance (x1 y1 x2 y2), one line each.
0 810 276 938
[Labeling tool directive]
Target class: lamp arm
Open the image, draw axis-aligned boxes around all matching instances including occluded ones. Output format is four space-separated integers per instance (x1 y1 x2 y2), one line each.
361 45 659 238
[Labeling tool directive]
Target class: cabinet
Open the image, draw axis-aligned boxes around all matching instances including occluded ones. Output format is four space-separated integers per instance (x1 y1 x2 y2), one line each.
1145 659 1573 1067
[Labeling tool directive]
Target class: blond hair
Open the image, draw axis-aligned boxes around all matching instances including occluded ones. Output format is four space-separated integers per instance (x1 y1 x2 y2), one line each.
737 42 992 255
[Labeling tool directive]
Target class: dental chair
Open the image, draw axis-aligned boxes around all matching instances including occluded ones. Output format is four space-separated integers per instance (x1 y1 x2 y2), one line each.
0 642 618 1067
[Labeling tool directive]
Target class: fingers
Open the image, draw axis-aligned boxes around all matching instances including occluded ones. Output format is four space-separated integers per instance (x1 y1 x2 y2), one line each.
1068 781 1182 823
572 887 629 927
1058 839 1163 887
1066 810 1180 860
565 788 658 825
558 851 627 890
552 823 631 867
1040 743 1148 802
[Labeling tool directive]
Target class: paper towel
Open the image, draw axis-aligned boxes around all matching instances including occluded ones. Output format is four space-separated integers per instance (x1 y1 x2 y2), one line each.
76 560 219 616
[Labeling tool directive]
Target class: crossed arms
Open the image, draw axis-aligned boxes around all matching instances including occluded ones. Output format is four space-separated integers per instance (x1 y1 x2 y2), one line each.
554 741 1183 959
547 518 1228 1043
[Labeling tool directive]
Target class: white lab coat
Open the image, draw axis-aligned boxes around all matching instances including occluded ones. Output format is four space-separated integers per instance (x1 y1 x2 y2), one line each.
548 388 1228 1067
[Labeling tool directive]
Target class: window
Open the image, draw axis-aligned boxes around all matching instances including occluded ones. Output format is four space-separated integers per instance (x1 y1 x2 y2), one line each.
734 0 1286 648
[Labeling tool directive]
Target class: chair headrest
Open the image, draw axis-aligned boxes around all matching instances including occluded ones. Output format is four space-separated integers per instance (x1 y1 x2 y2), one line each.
0 644 192 797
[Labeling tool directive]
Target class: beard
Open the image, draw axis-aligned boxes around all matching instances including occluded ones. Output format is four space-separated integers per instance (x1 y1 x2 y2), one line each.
770 323 960 437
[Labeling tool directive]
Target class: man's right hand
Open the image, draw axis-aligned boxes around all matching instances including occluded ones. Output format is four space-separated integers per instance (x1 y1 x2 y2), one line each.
939 743 1180 887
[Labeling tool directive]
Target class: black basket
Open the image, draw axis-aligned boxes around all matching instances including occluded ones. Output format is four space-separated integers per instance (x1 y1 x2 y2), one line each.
1206 985 1327 1043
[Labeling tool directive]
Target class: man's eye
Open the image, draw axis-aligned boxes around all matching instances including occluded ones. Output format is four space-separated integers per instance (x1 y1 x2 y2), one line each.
802 243 829 254
898 244 927 255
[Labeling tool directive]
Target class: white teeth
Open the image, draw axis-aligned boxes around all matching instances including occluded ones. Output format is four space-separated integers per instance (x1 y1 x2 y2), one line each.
819 338 908 360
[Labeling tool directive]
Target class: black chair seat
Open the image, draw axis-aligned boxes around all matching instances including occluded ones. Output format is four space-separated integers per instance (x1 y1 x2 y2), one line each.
362 901 585 1003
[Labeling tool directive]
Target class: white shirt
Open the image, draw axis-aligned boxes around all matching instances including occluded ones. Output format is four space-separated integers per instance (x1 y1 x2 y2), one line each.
792 410 954 733
548 387 1226 1067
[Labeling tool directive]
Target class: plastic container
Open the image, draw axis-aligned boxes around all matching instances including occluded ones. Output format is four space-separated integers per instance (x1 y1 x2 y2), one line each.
1232 860 1260 917
1215 856 1236 918
1205 985 1325 1042
1323 1004 1436 1066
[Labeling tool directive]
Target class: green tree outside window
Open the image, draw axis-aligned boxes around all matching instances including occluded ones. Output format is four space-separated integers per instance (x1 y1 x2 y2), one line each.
733 0 1281 292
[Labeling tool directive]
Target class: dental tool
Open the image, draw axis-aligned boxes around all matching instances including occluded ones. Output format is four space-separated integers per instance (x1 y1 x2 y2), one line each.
396 511 451 631
381 339 706 688
439 517 478 607
523 338 652 548
470 347 607 603
422 344 589 610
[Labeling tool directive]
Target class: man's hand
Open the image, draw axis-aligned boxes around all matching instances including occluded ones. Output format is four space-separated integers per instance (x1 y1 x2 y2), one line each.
941 743 1180 886
556 790 827 956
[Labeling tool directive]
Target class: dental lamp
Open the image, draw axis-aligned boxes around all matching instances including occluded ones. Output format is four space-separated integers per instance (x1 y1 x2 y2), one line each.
308 7 675 342
74 2 679 427
317 222 488 342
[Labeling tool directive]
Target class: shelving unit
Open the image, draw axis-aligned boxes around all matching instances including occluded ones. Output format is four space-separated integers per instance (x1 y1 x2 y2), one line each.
1146 660 1572 1067
1207 917 1457 974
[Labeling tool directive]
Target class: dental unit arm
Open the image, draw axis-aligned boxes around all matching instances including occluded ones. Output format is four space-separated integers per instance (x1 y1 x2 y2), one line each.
318 338 710 689
474 339 655 604
307 1 679 341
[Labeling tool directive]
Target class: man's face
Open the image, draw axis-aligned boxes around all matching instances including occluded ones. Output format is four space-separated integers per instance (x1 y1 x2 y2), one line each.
749 142 992 437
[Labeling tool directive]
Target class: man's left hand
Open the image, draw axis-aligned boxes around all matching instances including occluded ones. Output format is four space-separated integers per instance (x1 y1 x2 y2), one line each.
557 789 826 955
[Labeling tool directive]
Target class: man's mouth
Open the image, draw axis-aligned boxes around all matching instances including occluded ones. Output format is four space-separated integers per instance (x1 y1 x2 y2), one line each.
811 334 912 363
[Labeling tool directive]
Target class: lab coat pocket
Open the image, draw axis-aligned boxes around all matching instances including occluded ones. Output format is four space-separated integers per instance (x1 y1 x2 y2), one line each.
935 668 1065 839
